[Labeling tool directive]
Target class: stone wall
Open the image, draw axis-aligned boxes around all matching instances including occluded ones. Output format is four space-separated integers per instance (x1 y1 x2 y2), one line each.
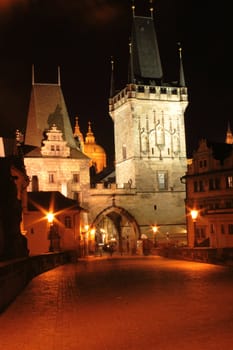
0 252 72 313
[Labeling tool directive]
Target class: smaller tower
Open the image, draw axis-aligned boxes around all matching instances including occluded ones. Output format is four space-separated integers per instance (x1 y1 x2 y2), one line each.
225 122 233 144
73 116 84 151
83 122 107 173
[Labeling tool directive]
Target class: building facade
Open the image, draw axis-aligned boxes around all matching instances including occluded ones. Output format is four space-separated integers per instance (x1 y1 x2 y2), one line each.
184 137 233 248
21 4 189 255
87 5 188 250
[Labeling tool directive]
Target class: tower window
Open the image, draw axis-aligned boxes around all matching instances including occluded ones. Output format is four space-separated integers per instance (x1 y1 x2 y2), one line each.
73 173 80 183
122 144 127 160
31 175 39 192
73 191 81 204
157 171 168 190
48 173 55 183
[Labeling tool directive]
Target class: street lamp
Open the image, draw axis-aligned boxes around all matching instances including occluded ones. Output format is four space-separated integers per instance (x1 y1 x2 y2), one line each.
190 209 198 247
47 212 60 252
152 225 158 247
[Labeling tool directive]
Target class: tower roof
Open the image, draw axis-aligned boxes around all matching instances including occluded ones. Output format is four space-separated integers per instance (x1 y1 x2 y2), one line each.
25 70 77 149
130 14 163 84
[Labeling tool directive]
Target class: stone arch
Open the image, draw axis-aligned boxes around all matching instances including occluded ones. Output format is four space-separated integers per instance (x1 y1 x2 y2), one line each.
92 205 141 254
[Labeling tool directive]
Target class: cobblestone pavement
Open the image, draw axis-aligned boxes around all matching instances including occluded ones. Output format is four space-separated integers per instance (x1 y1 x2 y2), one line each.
1 256 233 350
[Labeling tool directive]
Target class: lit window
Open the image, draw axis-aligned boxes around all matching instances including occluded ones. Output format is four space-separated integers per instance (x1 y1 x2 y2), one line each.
226 176 233 188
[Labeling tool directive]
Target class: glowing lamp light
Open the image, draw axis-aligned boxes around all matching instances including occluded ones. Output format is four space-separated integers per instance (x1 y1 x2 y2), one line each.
190 210 198 221
47 212 54 224
90 228 96 237
152 225 158 233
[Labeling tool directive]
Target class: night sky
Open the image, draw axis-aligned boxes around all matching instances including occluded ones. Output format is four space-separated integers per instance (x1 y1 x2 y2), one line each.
0 0 232 165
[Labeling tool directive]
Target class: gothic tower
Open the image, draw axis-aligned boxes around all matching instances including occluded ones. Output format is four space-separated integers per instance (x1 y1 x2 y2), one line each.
107 3 188 241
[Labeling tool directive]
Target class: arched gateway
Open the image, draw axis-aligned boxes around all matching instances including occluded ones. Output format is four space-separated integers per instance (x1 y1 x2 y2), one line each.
92 205 141 255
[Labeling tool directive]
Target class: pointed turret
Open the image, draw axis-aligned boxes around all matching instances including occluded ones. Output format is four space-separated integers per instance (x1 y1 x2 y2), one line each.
178 43 186 87
83 122 107 173
73 116 84 150
109 57 115 98
225 121 233 144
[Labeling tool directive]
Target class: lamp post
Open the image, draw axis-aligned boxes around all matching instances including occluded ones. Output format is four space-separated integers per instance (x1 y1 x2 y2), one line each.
190 209 198 248
47 212 60 252
81 225 89 257
152 225 158 247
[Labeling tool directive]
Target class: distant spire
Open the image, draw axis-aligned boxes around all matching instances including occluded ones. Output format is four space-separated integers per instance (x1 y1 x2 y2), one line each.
110 57 115 98
32 64 35 85
149 0 154 18
128 40 134 84
58 66 61 86
178 43 186 87
73 116 84 150
131 0 135 17
225 121 233 144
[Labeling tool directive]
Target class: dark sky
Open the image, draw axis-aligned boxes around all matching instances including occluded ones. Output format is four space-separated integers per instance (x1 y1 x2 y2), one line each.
0 0 232 165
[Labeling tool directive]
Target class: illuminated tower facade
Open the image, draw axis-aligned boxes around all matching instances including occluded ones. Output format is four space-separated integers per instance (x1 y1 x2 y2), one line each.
108 4 188 239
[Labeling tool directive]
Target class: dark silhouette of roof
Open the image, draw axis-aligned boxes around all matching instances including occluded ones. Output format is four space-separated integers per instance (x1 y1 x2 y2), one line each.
130 15 163 85
27 191 85 212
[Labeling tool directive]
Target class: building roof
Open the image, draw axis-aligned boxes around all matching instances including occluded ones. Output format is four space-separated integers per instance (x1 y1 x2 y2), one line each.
0 137 16 157
27 191 85 212
24 145 90 160
130 15 163 84
193 139 233 162
25 83 77 149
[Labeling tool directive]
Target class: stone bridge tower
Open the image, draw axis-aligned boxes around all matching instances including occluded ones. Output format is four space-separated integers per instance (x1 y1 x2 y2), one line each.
106 2 189 244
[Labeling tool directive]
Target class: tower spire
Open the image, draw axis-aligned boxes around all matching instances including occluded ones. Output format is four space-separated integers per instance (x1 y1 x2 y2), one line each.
225 121 233 144
110 56 115 98
178 42 186 87
73 116 84 150
149 0 154 18
58 65 61 86
131 0 135 17
128 40 134 84
32 64 35 85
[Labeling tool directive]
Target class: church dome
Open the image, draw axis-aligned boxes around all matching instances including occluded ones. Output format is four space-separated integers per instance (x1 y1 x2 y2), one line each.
84 122 107 173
